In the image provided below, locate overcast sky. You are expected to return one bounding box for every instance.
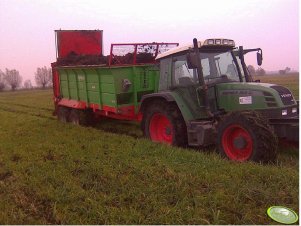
[0,0,299,83]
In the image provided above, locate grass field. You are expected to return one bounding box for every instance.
[0,75,298,224]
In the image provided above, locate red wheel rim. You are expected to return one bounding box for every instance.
[222,124,253,161]
[149,113,173,144]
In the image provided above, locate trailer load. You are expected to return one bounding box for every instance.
[52,30,299,163]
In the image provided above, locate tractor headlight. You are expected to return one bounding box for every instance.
[292,108,297,113]
[208,39,214,45]
[282,109,288,116]
[228,40,234,46]
[215,39,221,45]
[203,38,235,47]
[223,39,228,45]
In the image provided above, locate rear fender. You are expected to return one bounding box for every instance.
[140,92,195,122]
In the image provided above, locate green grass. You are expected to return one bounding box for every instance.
[0,84,298,224]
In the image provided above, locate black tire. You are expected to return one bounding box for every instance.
[69,109,80,125]
[57,106,70,123]
[141,100,187,147]
[217,111,278,163]
[69,109,94,126]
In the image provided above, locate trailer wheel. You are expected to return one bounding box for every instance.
[217,111,277,163]
[69,109,94,126]
[57,106,70,123]
[142,100,187,147]
[69,109,80,125]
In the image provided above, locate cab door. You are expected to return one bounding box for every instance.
[171,55,205,119]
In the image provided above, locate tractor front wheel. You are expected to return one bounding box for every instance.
[217,111,277,163]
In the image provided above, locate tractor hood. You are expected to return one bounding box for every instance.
[215,82,297,112]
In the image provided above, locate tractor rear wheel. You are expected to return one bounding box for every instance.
[217,111,277,163]
[57,106,70,123]
[142,101,187,147]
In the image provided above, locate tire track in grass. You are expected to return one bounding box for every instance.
[0,103,142,139]
[0,101,53,112]
[0,105,55,121]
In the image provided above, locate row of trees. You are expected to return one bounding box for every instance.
[248,65,293,76]
[0,66,52,91]
[247,65,266,76]
[279,67,291,75]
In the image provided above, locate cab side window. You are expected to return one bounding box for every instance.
[159,58,172,91]
[172,55,197,86]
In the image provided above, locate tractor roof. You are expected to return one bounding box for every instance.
[156,38,235,60]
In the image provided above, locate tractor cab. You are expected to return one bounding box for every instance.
[156,38,262,88]
[155,38,253,118]
[155,38,298,143]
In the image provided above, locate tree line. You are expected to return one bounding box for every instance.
[247,65,293,76]
[0,66,52,91]
[247,65,266,76]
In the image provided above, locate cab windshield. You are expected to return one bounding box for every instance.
[172,50,245,87]
[200,50,246,83]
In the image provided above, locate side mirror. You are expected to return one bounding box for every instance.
[186,52,198,69]
[257,52,263,66]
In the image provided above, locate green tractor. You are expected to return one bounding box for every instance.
[53,31,298,163]
[140,38,298,162]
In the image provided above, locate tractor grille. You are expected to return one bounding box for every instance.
[263,91,277,107]
[271,86,295,106]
